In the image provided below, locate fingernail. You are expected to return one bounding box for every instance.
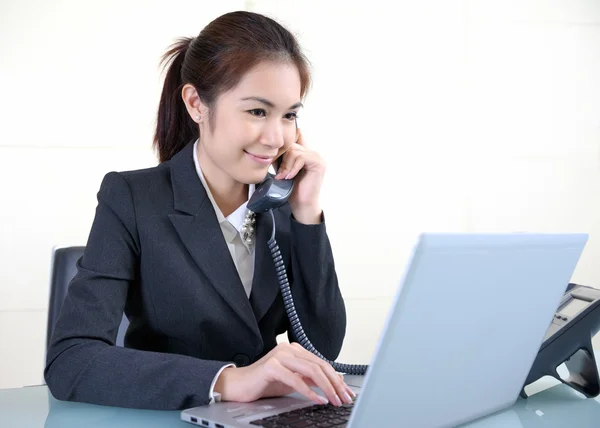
[335,394,343,406]
[285,173,292,180]
[317,396,328,405]
[343,392,353,403]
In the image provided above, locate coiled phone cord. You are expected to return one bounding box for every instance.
[267,209,369,376]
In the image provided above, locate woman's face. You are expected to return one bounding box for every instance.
[195,60,302,185]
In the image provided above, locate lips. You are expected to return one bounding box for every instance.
[244,150,274,160]
[244,150,275,165]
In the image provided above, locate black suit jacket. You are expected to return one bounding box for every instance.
[44,142,346,410]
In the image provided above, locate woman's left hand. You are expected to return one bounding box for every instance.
[274,128,325,224]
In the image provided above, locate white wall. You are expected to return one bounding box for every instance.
[251,0,600,364]
[0,0,247,388]
[2,0,600,388]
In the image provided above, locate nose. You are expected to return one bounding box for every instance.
[259,120,285,149]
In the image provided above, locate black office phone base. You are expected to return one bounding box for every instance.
[520,340,600,399]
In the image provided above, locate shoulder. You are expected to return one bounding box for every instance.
[97,162,173,208]
[101,162,171,191]
[98,142,195,203]
[117,162,170,190]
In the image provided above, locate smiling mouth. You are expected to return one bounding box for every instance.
[244,150,274,164]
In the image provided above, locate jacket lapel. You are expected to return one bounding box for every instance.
[249,210,283,323]
[167,142,260,339]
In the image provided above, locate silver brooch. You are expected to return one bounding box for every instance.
[241,209,256,246]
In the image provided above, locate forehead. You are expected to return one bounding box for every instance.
[226,60,302,106]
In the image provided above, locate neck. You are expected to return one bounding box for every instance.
[197,142,247,217]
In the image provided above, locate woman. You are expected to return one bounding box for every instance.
[44,10,353,411]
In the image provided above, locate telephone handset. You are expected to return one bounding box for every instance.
[247,136,368,376]
[247,156,294,213]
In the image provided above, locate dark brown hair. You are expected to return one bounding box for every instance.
[153,11,311,162]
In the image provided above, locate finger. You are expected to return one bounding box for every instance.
[304,375,355,400]
[290,343,354,404]
[279,354,342,406]
[302,376,318,388]
[267,359,329,406]
[274,149,301,179]
[273,144,296,176]
[345,383,357,399]
[273,154,290,179]
[336,372,356,398]
[282,155,305,180]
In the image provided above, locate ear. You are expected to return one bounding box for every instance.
[181,84,208,123]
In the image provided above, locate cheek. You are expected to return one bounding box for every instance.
[282,128,297,150]
[213,122,248,154]
[277,141,290,158]
[231,120,261,148]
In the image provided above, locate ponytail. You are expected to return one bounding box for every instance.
[153,37,198,163]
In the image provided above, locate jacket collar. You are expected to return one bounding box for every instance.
[167,141,280,348]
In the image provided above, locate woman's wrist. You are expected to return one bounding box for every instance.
[292,205,322,225]
[214,366,240,401]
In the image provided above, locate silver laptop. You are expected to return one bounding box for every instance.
[182,233,588,428]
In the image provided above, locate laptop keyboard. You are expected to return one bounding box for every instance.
[248,401,354,427]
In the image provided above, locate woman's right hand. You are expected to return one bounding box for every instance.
[214,342,355,406]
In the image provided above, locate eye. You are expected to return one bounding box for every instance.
[284,112,298,121]
[248,109,266,117]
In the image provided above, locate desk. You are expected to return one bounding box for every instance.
[2,376,600,427]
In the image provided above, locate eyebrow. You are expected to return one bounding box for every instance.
[240,96,303,110]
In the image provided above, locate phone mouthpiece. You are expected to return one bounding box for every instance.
[247,175,294,213]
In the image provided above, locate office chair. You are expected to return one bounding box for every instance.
[46,246,129,349]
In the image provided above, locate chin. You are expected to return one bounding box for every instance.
[238,171,268,185]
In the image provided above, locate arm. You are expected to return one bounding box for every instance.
[44,172,230,410]
[285,211,347,361]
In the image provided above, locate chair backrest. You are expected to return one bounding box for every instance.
[46,246,129,349]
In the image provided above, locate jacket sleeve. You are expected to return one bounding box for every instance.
[44,172,230,410]
[286,211,347,361]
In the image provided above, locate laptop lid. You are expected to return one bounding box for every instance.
[348,233,588,428]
